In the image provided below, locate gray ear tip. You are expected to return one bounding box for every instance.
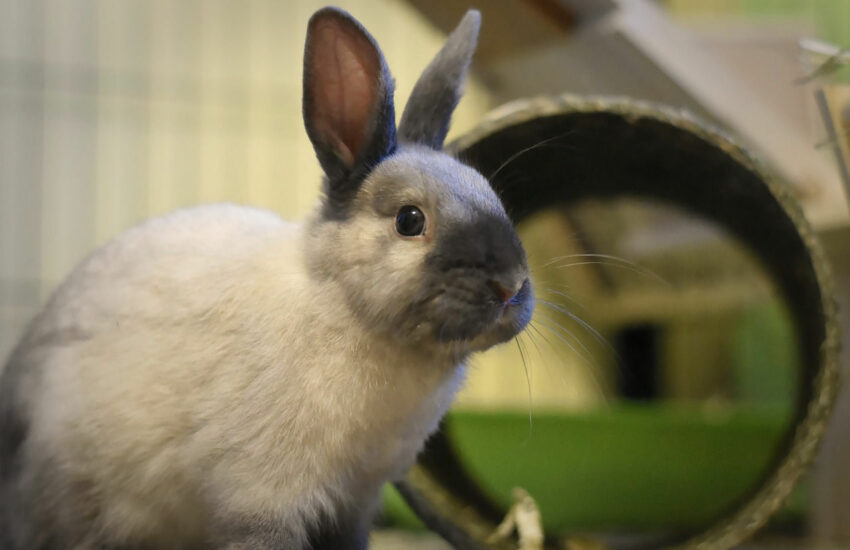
[307,6,340,28]
[459,9,482,41]
[462,9,482,28]
[309,6,354,24]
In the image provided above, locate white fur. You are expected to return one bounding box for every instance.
[21,203,466,546]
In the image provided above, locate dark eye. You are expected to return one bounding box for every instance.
[395,205,425,237]
[395,205,426,237]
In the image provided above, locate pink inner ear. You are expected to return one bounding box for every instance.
[310,19,381,168]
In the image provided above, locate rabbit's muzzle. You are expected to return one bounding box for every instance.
[420,215,534,350]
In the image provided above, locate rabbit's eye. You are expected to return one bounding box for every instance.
[395,205,426,237]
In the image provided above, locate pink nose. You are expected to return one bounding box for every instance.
[489,280,518,304]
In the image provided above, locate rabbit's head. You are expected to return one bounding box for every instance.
[302,8,533,354]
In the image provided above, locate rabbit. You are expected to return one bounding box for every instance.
[0,6,533,550]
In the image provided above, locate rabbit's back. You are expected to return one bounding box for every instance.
[1,203,309,547]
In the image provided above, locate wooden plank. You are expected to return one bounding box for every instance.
[817,85,850,207]
[811,225,850,544]
[402,0,577,64]
[613,0,849,228]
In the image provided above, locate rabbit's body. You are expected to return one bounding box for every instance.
[2,203,465,548]
[1,7,533,549]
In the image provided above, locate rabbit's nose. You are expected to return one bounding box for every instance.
[488,279,526,305]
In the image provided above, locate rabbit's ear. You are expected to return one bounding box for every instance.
[398,10,480,150]
[303,8,396,215]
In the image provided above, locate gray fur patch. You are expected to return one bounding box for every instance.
[398,10,481,149]
[209,505,369,550]
[210,519,305,549]
[420,213,532,342]
[306,506,370,550]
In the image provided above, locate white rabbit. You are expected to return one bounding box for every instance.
[0,7,533,549]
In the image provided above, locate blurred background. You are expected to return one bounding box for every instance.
[1,0,849,548]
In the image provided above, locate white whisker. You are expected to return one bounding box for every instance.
[514,336,533,437]
[532,313,594,365]
[535,299,617,359]
[544,253,670,287]
[489,132,576,183]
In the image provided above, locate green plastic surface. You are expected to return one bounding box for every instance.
[384,404,795,532]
